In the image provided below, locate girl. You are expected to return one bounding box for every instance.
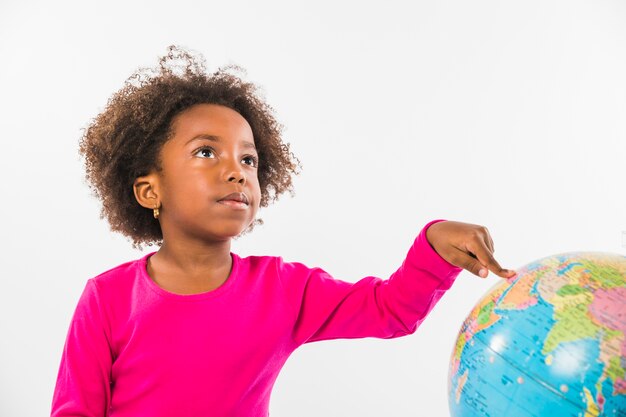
[51,45,516,417]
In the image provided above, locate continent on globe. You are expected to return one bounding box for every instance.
[448,252,626,417]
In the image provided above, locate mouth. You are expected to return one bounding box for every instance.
[217,192,250,210]
[217,200,249,210]
[218,192,249,205]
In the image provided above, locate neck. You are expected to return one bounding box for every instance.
[153,236,233,276]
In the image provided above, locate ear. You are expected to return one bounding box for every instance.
[133,171,161,210]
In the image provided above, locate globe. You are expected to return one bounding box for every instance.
[448,252,626,417]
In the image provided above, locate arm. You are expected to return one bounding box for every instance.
[278,219,463,347]
[51,279,112,417]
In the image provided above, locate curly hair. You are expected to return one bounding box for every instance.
[79,45,302,250]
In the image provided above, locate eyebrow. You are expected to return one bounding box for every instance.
[185,134,257,151]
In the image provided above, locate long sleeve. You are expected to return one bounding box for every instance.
[48,219,462,416]
[51,279,113,417]
[277,219,463,347]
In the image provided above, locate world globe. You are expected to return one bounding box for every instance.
[448,252,626,416]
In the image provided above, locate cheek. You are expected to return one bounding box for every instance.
[165,177,191,196]
[163,172,210,204]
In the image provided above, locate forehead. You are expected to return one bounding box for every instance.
[170,103,254,144]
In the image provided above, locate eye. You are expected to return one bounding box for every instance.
[194,146,215,158]
[194,146,258,168]
[243,155,259,168]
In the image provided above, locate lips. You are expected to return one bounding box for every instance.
[218,192,249,205]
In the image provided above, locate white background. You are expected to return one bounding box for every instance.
[0,0,624,416]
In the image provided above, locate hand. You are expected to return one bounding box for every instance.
[426,220,517,279]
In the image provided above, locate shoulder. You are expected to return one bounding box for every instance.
[87,252,153,294]
[234,253,282,279]
[234,253,319,285]
[243,253,317,274]
[271,255,332,289]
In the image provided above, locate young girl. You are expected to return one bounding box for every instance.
[51,45,516,417]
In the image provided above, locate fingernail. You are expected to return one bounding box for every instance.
[479,268,488,277]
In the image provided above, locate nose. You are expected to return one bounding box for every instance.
[223,158,246,185]
[227,172,245,184]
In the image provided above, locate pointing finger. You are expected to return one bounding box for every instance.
[454,247,491,278]
[466,238,515,279]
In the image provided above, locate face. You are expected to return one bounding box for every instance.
[141,103,261,243]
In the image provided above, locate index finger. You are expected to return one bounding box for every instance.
[470,239,516,279]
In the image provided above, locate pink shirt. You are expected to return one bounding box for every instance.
[51,219,462,416]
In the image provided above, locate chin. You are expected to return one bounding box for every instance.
[212,226,250,240]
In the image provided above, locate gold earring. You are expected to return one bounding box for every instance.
[153,204,160,219]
